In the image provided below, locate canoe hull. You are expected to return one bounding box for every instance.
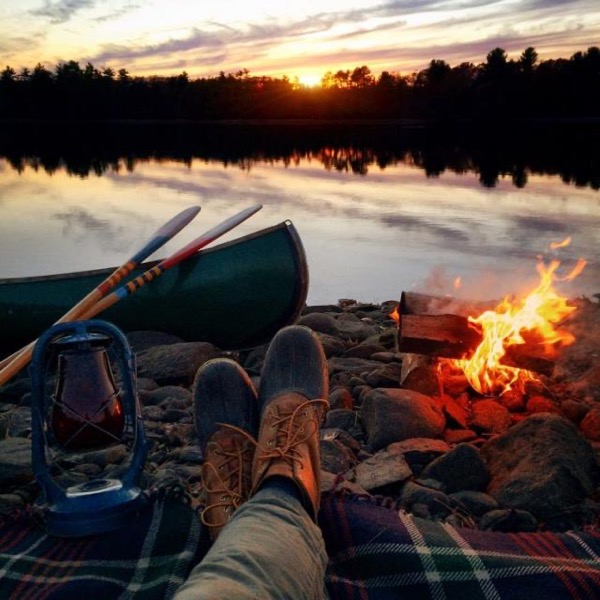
[0,221,308,353]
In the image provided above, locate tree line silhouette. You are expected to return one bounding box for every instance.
[1,46,599,121]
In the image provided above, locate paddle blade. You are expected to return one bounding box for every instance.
[161,204,263,269]
[128,205,201,265]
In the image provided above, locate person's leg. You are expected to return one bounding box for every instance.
[175,326,330,600]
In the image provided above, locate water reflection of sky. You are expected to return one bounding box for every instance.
[0,158,598,305]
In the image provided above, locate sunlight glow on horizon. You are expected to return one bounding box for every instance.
[1,0,599,81]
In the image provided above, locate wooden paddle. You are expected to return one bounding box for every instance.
[0,204,262,385]
[0,205,201,373]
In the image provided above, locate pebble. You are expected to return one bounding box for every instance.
[1,298,599,534]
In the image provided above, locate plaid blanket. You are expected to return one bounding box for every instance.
[0,494,210,600]
[319,493,600,600]
[2,492,600,599]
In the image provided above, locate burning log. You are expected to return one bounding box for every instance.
[398,313,482,359]
[400,291,496,318]
[397,306,555,377]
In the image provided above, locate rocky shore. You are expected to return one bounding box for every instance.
[1,296,599,533]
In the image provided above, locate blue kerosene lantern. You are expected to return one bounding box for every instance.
[30,320,147,537]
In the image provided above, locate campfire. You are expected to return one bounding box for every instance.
[394,239,587,400]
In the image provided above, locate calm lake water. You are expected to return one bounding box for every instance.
[1,123,599,305]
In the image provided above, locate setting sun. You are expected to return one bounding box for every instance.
[297,73,322,88]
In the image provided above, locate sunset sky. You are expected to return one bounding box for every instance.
[1,0,599,85]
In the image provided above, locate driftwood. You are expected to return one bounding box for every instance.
[397,298,555,377]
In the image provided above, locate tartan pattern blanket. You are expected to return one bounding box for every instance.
[319,493,600,600]
[2,492,600,599]
[0,494,210,600]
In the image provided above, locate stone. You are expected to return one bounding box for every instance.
[479,509,538,533]
[0,438,33,484]
[498,388,526,412]
[470,399,511,434]
[345,343,387,359]
[444,429,478,444]
[127,330,184,352]
[136,342,220,385]
[560,399,590,425]
[0,493,25,515]
[420,443,490,493]
[333,314,378,341]
[442,396,469,428]
[360,388,446,451]
[140,385,192,407]
[480,413,598,520]
[320,440,356,474]
[346,449,412,491]
[579,408,600,441]
[328,388,354,410]
[399,481,454,519]
[364,364,402,388]
[298,312,339,335]
[321,470,368,495]
[325,409,359,432]
[526,396,561,415]
[388,438,450,475]
[449,490,499,517]
[317,334,347,358]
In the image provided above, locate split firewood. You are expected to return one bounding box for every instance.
[400,291,497,318]
[397,313,555,376]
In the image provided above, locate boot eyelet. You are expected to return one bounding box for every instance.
[301,410,308,417]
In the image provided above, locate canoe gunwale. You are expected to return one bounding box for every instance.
[0,220,299,285]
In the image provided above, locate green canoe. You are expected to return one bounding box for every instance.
[0,221,308,354]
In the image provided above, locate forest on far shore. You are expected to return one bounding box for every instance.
[1,46,599,121]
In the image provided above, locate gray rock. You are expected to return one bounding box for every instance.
[0,438,33,484]
[388,438,450,474]
[360,388,446,451]
[320,440,356,474]
[345,343,387,359]
[450,490,500,517]
[140,385,192,407]
[325,409,359,432]
[365,363,402,388]
[0,379,31,406]
[420,443,490,493]
[298,312,339,336]
[5,407,32,438]
[479,509,538,532]
[346,448,412,491]
[333,313,378,341]
[0,493,25,515]
[328,387,354,410]
[400,481,454,519]
[136,342,220,385]
[317,334,347,358]
[327,357,383,376]
[127,330,184,352]
[480,414,598,520]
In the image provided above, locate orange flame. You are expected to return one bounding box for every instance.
[452,254,585,396]
[390,305,400,326]
[549,236,572,250]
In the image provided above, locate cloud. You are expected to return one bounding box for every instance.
[31,0,97,24]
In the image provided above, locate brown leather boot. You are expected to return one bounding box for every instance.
[194,359,258,541]
[252,326,329,519]
[200,427,255,539]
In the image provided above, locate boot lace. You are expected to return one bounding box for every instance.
[256,398,328,470]
[199,434,254,530]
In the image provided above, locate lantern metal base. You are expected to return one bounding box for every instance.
[39,481,146,538]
